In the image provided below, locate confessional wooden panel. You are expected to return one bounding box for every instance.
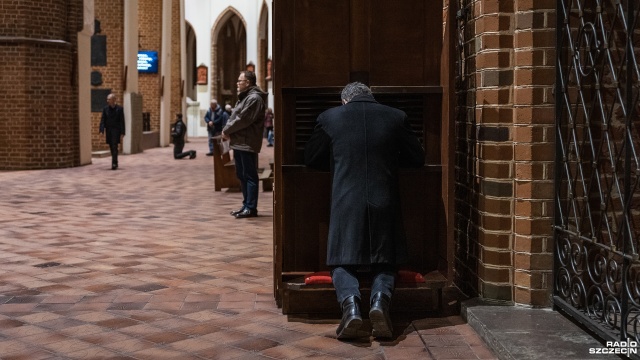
[369,0,442,85]
[291,1,351,87]
[273,0,447,315]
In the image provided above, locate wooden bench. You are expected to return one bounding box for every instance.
[282,270,447,318]
[212,136,240,191]
[259,166,273,192]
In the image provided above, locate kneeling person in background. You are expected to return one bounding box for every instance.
[171,114,196,160]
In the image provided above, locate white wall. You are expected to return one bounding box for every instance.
[185,0,272,137]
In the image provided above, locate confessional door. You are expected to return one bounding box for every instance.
[273,0,449,314]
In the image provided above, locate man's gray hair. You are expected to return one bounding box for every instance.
[341,82,372,103]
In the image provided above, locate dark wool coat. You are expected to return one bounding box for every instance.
[99,105,125,145]
[304,94,425,266]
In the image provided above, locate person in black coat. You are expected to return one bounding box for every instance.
[305,82,425,340]
[99,93,126,170]
[171,114,196,160]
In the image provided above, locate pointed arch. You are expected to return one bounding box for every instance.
[185,20,197,101]
[210,7,248,106]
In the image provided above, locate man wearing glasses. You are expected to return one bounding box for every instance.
[222,71,268,218]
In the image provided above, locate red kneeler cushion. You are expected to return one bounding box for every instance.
[397,270,425,283]
[304,271,332,284]
[303,270,425,285]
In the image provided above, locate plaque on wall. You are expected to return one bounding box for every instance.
[197,64,208,85]
[91,71,103,86]
[91,35,107,66]
[91,89,112,112]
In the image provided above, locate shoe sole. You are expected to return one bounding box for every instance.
[337,317,363,339]
[369,308,392,338]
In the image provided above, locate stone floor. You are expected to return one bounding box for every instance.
[0,138,497,359]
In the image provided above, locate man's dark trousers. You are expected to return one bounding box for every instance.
[331,265,395,304]
[173,140,192,159]
[109,143,118,166]
[234,149,259,211]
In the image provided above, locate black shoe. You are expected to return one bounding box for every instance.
[206,152,214,156]
[336,295,364,339]
[189,151,197,159]
[111,164,117,170]
[230,208,245,216]
[235,208,258,218]
[369,292,393,338]
[266,144,273,147]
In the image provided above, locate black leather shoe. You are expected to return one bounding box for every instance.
[336,295,364,339]
[206,152,213,156]
[189,151,197,159]
[369,292,393,338]
[111,164,117,170]
[235,208,258,218]
[230,208,245,216]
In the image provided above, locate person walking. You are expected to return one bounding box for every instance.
[99,93,126,170]
[222,71,267,219]
[304,82,425,340]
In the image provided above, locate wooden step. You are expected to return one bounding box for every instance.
[260,168,273,191]
[282,271,446,317]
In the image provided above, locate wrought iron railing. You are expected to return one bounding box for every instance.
[554,0,640,352]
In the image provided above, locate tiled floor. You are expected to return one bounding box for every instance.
[0,138,496,359]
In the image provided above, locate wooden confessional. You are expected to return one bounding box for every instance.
[273,0,451,317]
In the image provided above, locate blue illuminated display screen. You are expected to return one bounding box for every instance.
[137,51,158,73]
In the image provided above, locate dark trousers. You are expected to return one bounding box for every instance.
[331,265,396,305]
[173,140,192,159]
[234,149,259,210]
[108,142,119,166]
[207,130,214,153]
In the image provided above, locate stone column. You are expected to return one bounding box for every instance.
[123,0,141,154]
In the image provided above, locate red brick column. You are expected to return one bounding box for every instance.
[0,0,82,170]
[139,0,163,132]
[92,0,124,151]
[512,0,555,306]
[454,0,556,306]
[171,0,182,120]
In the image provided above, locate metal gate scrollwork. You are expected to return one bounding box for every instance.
[554,0,640,350]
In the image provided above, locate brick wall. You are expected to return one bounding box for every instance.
[92,0,124,151]
[454,0,555,306]
[512,0,555,306]
[0,0,82,170]
[139,0,163,132]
